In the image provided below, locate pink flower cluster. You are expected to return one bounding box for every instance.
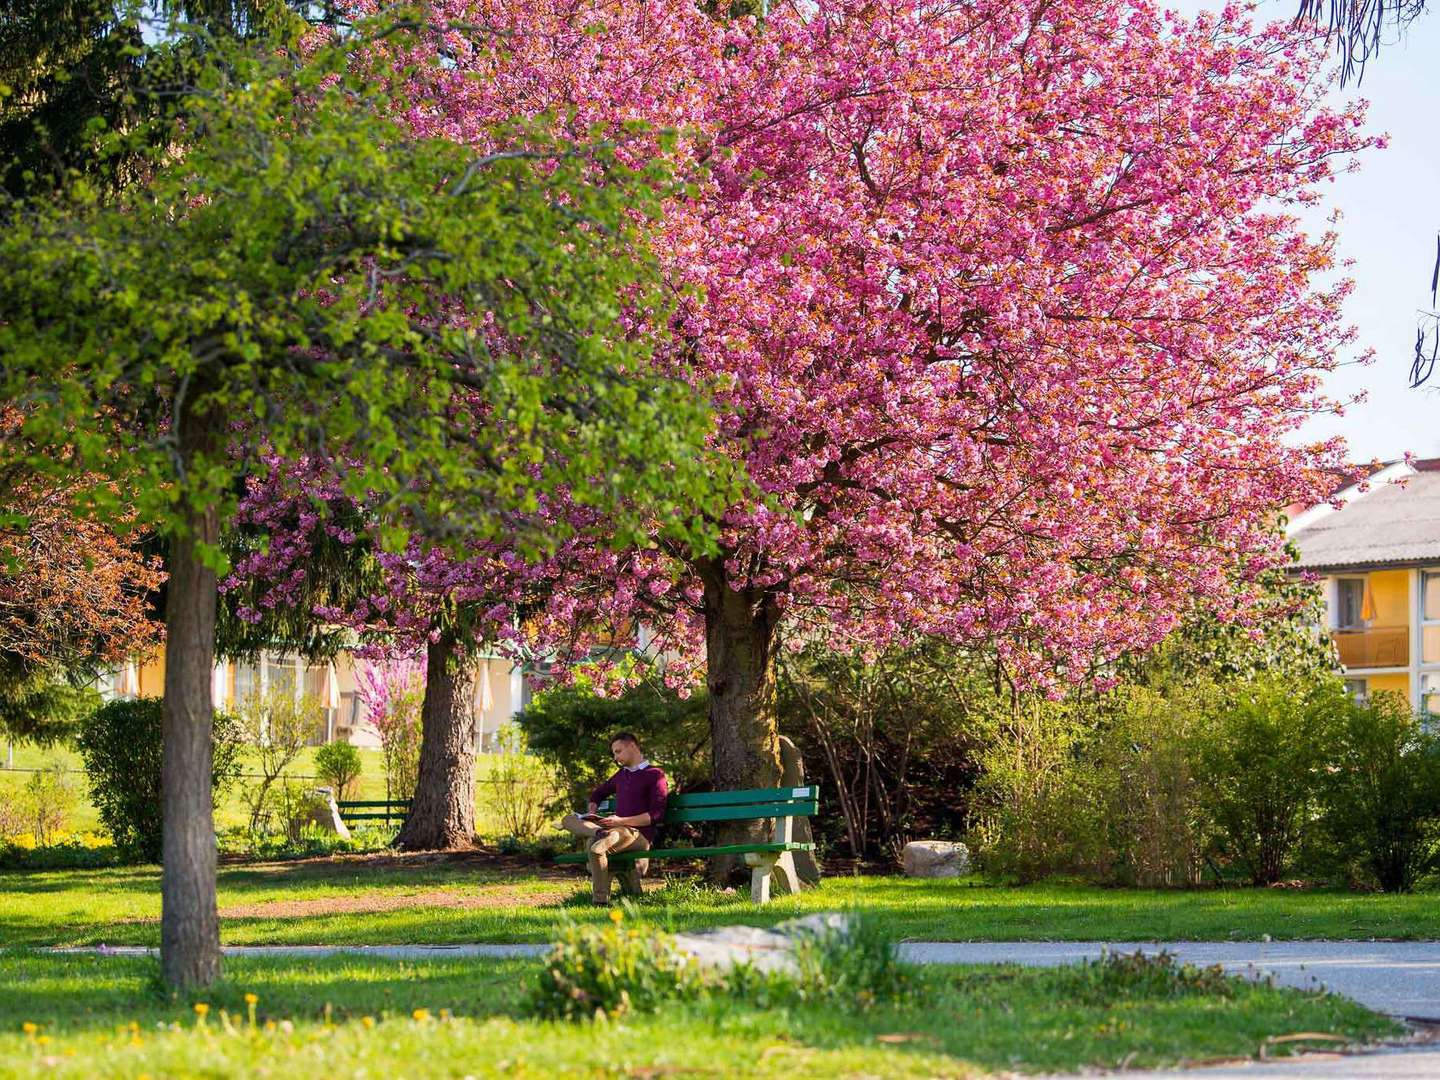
[238,0,1373,691]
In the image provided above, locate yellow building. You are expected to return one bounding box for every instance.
[1287,460,1440,711]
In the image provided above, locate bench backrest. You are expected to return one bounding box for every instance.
[336,799,411,823]
[598,785,818,823]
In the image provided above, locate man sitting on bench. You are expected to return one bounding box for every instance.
[559,731,669,904]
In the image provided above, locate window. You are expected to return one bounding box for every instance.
[1425,573,1440,665]
[1343,678,1369,703]
[233,662,259,704]
[1336,578,1366,629]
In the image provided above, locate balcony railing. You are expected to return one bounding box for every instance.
[1333,626,1410,669]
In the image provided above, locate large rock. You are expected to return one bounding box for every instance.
[902,840,969,878]
[671,912,853,975]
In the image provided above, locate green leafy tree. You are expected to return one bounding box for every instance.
[0,17,718,987]
[1319,691,1440,892]
[313,739,361,800]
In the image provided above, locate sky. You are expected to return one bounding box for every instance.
[1174,0,1440,462]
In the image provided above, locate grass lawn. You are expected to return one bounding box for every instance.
[7,858,1440,947]
[0,949,1400,1078]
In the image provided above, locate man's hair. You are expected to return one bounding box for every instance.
[610,731,642,750]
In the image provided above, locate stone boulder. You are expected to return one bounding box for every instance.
[902,840,969,878]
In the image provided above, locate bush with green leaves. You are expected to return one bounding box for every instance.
[235,688,323,838]
[485,726,562,842]
[526,911,713,1020]
[518,676,709,806]
[313,739,362,800]
[1317,691,1440,892]
[74,697,243,862]
[19,761,77,844]
[1189,676,1333,885]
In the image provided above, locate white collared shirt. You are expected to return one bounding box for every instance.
[624,759,651,772]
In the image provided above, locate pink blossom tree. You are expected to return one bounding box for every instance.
[387,0,1374,805]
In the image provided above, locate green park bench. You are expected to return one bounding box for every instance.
[336,798,411,827]
[555,785,818,903]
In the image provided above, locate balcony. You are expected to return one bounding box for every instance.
[1333,626,1410,669]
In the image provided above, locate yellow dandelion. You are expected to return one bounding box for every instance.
[244,993,258,1005]
[194,1003,209,1017]
[412,1008,431,1022]
[36,1035,51,1046]
[22,1022,37,1036]
[609,908,624,923]
[361,1016,376,1030]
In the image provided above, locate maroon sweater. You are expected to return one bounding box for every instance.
[590,765,669,843]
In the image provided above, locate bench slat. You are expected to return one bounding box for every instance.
[663,799,817,823]
[664,787,816,808]
[337,801,411,810]
[554,840,814,864]
[337,813,407,821]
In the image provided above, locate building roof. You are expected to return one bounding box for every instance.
[1290,466,1440,572]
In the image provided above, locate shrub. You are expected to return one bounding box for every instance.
[0,830,120,870]
[235,688,323,838]
[526,910,713,1020]
[485,726,561,842]
[1189,677,1330,885]
[19,761,77,845]
[1317,691,1440,893]
[313,740,362,800]
[1086,689,1209,887]
[778,642,982,864]
[518,677,709,806]
[75,697,243,862]
[970,698,1108,883]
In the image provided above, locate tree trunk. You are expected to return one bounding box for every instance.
[160,393,221,990]
[699,557,783,880]
[395,632,476,850]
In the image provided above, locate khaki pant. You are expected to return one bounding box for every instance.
[560,814,651,902]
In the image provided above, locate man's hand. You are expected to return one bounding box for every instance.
[597,815,624,828]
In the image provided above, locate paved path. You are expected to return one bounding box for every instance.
[57,940,1440,1019]
[1115,1047,1440,1079]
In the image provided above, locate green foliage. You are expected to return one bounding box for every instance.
[0,832,120,870]
[1317,691,1440,892]
[313,739,362,799]
[484,727,562,842]
[526,910,712,1020]
[0,666,100,745]
[1057,950,1234,1005]
[1190,677,1333,886]
[777,642,983,863]
[518,677,710,805]
[74,697,243,861]
[0,15,729,569]
[19,760,77,844]
[235,688,323,839]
